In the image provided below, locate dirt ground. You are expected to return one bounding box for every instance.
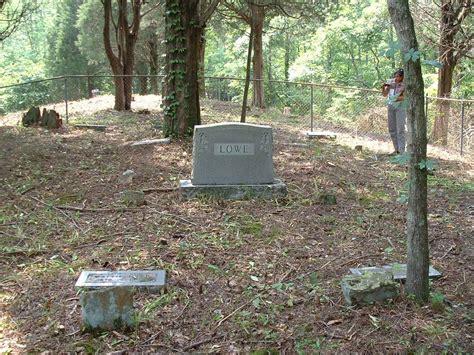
[0,101,473,353]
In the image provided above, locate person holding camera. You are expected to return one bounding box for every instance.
[382,68,406,155]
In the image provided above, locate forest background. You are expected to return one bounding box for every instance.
[0,0,472,113]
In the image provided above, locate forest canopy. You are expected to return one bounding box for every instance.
[0,0,472,98]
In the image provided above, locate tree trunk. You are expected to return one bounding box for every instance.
[198,27,206,98]
[433,1,456,145]
[284,32,290,82]
[87,75,94,99]
[163,0,201,137]
[149,34,159,95]
[241,24,254,123]
[388,0,429,302]
[113,76,126,111]
[251,4,265,108]
[136,61,148,96]
[433,64,453,145]
[102,0,141,112]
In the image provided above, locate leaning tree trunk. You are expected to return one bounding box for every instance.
[388,0,429,302]
[251,4,265,108]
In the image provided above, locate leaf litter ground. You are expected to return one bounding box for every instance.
[0,99,473,353]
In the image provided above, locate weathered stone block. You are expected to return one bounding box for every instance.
[341,272,399,306]
[120,190,145,206]
[80,287,134,331]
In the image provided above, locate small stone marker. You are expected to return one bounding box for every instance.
[74,124,107,132]
[180,122,287,199]
[76,271,166,332]
[350,264,442,281]
[341,272,399,306]
[130,138,171,146]
[305,131,337,140]
[80,287,134,331]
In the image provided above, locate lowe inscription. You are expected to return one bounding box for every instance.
[214,143,255,155]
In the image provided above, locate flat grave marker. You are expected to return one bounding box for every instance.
[350,264,441,281]
[75,270,166,291]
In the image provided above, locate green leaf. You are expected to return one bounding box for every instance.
[397,194,408,204]
[418,159,436,171]
[207,264,223,274]
[404,48,420,63]
[252,297,261,309]
[422,60,443,68]
[250,275,259,282]
[390,152,411,165]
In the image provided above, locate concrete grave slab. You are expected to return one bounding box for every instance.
[350,264,442,281]
[130,138,171,146]
[76,270,166,293]
[305,131,337,140]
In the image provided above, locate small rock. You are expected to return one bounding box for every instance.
[118,170,136,185]
[159,238,168,245]
[120,190,145,206]
[341,272,399,306]
[354,145,363,152]
[319,193,337,205]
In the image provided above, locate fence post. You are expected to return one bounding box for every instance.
[64,77,69,124]
[310,84,314,132]
[460,99,465,156]
[217,78,221,101]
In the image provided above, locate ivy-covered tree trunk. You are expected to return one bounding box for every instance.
[163,0,203,137]
[387,0,429,302]
[163,0,219,136]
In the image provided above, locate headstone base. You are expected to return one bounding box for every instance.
[80,287,134,331]
[179,179,287,200]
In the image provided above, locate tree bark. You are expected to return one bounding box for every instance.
[433,1,455,145]
[251,3,265,108]
[163,0,220,137]
[387,0,429,302]
[148,32,159,95]
[102,0,141,111]
[433,0,472,145]
[242,24,254,123]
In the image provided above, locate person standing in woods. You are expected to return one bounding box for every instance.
[382,68,406,155]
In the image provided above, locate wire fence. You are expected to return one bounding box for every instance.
[0,75,472,156]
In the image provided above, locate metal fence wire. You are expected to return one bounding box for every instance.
[0,75,472,157]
